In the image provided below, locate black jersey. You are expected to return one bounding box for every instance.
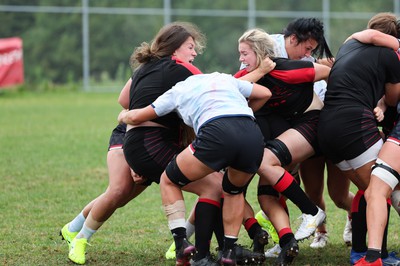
[235,58,315,118]
[129,56,202,129]
[324,39,400,110]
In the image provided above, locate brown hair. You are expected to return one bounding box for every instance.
[130,21,206,69]
[367,12,400,38]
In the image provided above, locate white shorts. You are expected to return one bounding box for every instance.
[336,139,383,171]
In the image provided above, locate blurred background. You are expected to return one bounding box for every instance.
[0,0,399,91]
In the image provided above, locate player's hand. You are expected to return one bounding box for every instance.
[131,169,147,184]
[259,57,276,74]
[373,106,384,122]
[118,109,129,124]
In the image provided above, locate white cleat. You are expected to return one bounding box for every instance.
[265,243,281,258]
[343,215,352,246]
[310,231,328,249]
[294,207,326,241]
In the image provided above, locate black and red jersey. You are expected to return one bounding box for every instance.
[129,56,202,129]
[235,57,315,118]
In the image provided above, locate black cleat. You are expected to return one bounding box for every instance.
[275,238,299,266]
[253,229,269,253]
[221,248,236,266]
[175,238,196,266]
[190,255,219,266]
[235,244,265,265]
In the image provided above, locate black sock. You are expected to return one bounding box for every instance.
[213,198,225,249]
[171,227,187,251]
[279,232,294,248]
[274,171,318,215]
[245,218,262,240]
[351,190,367,252]
[365,248,381,262]
[223,236,238,250]
[194,199,220,260]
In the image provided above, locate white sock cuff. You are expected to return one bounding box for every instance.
[168,218,186,231]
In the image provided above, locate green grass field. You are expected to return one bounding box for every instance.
[0,90,399,265]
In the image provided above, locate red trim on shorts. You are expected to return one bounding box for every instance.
[273,171,294,192]
[387,197,392,206]
[198,198,221,208]
[109,144,123,150]
[244,217,258,231]
[278,227,293,238]
[387,136,400,145]
[351,190,365,213]
[189,143,195,154]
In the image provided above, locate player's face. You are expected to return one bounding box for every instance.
[287,35,318,60]
[173,36,197,64]
[238,42,258,72]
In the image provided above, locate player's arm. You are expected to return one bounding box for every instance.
[118,105,158,125]
[374,96,387,122]
[346,29,399,51]
[247,83,272,112]
[316,57,335,68]
[384,82,400,106]
[238,57,276,82]
[118,78,132,109]
[313,63,330,82]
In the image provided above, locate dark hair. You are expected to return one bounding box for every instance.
[130,21,206,69]
[367,12,400,38]
[283,17,333,59]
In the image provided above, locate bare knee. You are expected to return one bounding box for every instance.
[105,184,135,208]
[328,190,351,210]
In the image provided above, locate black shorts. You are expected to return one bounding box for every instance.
[256,110,320,153]
[108,123,126,151]
[123,127,182,185]
[191,116,264,173]
[318,106,382,164]
[255,113,287,141]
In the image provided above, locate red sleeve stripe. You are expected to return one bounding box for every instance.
[234,69,248,78]
[269,67,315,84]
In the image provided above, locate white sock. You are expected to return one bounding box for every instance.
[185,221,195,239]
[76,224,97,241]
[68,212,86,232]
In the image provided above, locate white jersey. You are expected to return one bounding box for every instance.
[151,72,254,133]
[270,34,327,101]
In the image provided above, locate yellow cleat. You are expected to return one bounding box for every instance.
[60,223,78,248]
[165,241,176,260]
[255,210,279,244]
[69,237,88,265]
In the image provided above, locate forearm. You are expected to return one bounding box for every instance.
[248,98,268,112]
[118,78,132,109]
[118,105,158,125]
[239,57,276,82]
[238,67,266,82]
[350,29,399,51]
[316,58,335,68]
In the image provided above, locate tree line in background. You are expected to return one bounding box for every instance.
[0,0,395,89]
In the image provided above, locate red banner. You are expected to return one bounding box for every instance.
[0,37,24,88]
